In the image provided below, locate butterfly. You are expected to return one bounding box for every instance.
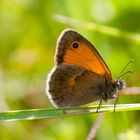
[46,29,125,110]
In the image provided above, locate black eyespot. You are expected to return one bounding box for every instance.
[72,42,79,48]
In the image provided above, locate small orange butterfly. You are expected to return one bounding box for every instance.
[46,29,125,110]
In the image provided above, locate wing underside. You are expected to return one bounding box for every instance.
[47,64,105,107]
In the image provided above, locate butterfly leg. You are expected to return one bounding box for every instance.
[96,97,103,113]
[113,96,119,112]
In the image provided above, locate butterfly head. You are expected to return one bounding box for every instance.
[113,80,126,91]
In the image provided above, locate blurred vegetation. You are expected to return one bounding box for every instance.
[0,0,140,140]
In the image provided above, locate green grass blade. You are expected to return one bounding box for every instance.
[53,14,140,44]
[0,104,140,121]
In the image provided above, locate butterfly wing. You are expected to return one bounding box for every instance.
[47,64,106,107]
[55,29,112,78]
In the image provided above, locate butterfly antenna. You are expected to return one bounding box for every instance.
[118,70,133,80]
[117,60,134,80]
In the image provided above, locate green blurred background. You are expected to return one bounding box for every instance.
[0,0,140,140]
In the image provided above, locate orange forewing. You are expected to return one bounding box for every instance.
[63,41,111,76]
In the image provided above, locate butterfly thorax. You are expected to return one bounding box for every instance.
[102,78,125,101]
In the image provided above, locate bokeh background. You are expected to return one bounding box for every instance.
[0,0,140,140]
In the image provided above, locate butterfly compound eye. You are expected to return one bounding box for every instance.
[72,42,79,48]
